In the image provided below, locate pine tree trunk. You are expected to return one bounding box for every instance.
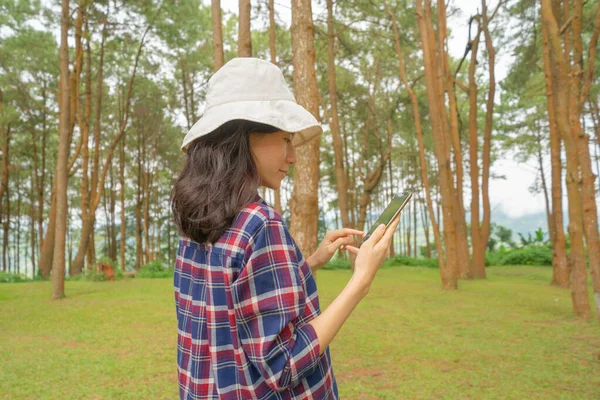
[436,0,471,279]
[541,16,569,287]
[416,0,458,289]
[571,0,600,320]
[268,0,282,214]
[479,0,498,280]
[29,170,37,277]
[52,0,71,299]
[541,0,590,317]
[238,0,252,57]
[136,124,143,269]
[387,157,395,257]
[71,18,93,277]
[326,0,350,231]
[211,0,224,71]
[385,0,444,270]
[289,0,321,259]
[2,177,9,272]
[468,20,484,278]
[37,84,49,254]
[39,182,56,278]
[120,132,126,271]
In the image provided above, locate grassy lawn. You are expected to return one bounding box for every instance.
[1,266,599,399]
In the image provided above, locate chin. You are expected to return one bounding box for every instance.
[261,182,279,191]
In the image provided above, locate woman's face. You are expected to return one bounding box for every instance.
[249,130,296,190]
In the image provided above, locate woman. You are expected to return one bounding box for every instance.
[171,58,399,400]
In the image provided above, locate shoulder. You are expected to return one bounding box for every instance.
[219,196,291,256]
[233,196,285,235]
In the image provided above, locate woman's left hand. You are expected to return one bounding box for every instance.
[307,228,365,271]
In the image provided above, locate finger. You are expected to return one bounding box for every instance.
[345,245,359,255]
[332,236,351,249]
[328,228,365,239]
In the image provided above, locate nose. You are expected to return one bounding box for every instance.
[286,142,296,165]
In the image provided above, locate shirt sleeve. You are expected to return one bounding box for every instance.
[231,219,321,392]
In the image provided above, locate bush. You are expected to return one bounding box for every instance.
[67,270,107,282]
[0,271,32,283]
[138,260,173,278]
[383,255,439,268]
[322,258,351,270]
[496,246,553,266]
[321,255,439,270]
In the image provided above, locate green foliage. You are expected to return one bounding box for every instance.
[322,257,351,270]
[518,227,548,246]
[486,245,553,266]
[322,255,439,270]
[487,223,516,251]
[137,260,173,278]
[0,271,32,283]
[67,270,107,282]
[383,255,439,268]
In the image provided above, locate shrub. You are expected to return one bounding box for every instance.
[138,260,173,278]
[322,258,351,270]
[67,270,107,282]
[0,271,32,283]
[383,255,439,268]
[496,246,553,266]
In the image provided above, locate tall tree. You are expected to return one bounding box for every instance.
[289,0,321,258]
[326,0,350,231]
[269,0,283,215]
[212,0,224,70]
[540,0,590,318]
[52,0,71,299]
[416,0,459,289]
[384,0,445,274]
[238,0,252,57]
[539,0,569,288]
[70,14,151,276]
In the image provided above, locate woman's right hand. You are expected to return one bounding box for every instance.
[347,214,401,295]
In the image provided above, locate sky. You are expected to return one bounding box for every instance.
[212,0,549,219]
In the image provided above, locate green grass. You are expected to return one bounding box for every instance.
[1,267,598,399]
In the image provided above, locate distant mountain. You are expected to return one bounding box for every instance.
[489,209,552,238]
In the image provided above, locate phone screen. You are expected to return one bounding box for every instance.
[360,191,413,245]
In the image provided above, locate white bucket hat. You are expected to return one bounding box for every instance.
[181,57,322,152]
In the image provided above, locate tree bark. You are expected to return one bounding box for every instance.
[71,14,93,277]
[238,0,252,57]
[52,0,71,299]
[436,0,471,280]
[289,0,321,259]
[385,0,445,270]
[120,130,126,271]
[326,0,350,231]
[541,8,569,288]
[268,0,282,215]
[71,15,149,275]
[571,0,600,320]
[211,0,224,71]
[541,0,590,317]
[467,17,484,279]
[416,0,458,289]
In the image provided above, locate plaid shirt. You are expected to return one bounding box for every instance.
[174,196,339,399]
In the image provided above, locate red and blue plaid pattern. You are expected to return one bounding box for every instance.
[174,196,339,399]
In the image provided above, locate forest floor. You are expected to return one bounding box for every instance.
[1,266,598,399]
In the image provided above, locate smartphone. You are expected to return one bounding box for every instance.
[360,191,413,246]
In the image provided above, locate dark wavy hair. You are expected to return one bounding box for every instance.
[171,119,280,244]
